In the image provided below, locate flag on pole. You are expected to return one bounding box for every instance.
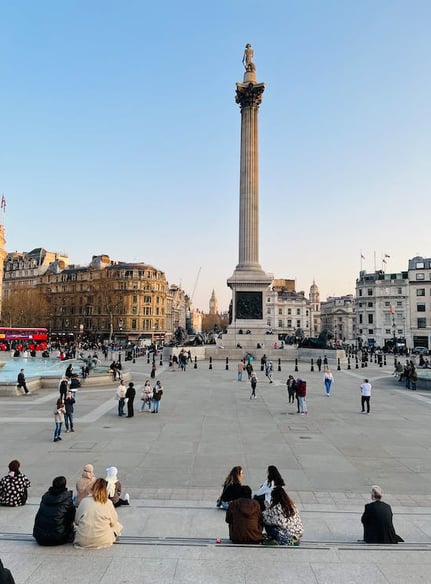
[361,254,365,260]
[0,194,5,211]
[384,254,390,258]
[382,259,387,264]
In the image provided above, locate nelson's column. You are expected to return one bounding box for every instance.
[226,44,272,347]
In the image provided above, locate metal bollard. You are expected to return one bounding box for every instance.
[294,358,298,372]
[169,356,173,367]
[209,356,213,370]
[310,358,314,372]
[384,354,387,366]
[347,357,351,370]
[194,356,197,369]
[225,357,229,370]
[278,358,281,372]
[147,354,150,364]
[160,354,163,366]
[337,358,341,371]
[355,356,359,369]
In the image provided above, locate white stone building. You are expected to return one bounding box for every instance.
[320,295,355,343]
[408,256,431,350]
[355,270,411,349]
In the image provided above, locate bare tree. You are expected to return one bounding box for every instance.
[1,288,50,327]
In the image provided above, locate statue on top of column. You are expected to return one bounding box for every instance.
[242,43,255,72]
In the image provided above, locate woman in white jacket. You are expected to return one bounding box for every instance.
[254,465,285,510]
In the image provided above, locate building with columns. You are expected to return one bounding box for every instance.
[320,295,355,343]
[408,256,431,350]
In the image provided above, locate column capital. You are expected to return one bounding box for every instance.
[235,82,265,110]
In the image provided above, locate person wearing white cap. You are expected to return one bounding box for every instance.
[105,466,130,507]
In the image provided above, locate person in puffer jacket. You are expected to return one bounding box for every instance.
[33,476,76,545]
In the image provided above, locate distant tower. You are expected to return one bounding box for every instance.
[209,290,219,315]
[309,280,321,336]
[226,44,272,339]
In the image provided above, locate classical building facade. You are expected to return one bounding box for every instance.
[355,270,410,349]
[320,295,355,343]
[408,256,431,349]
[265,280,311,338]
[3,248,69,300]
[2,250,189,344]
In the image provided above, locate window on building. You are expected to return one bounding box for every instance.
[132,306,137,315]
[367,302,373,307]
[278,319,283,328]
[416,289,425,296]
[144,295,151,303]
[267,319,271,326]
[416,273,425,280]
[417,304,426,312]
[397,288,402,294]
[384,301,390,307]
[296,309,300,315]
[359,314,363,324]
[368,314,373,324]
[367,289,373,296]
[132,295,137,303]
[278,308,282,315]
[131,319,137,330]
[288,309,291,315]
[267,308,271,315]
[145,307,152,315]
[396,301,402,307]
[417,318,426,328]
[359,289,363,296]
[368,329,373,334]
[416,262,424,269]
[287,320,292,327]
[385,329,391,334]
[267,297,271,303]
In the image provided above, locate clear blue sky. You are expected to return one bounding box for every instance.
[1,0,430,312]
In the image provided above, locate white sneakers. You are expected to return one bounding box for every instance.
[124,493,130,503]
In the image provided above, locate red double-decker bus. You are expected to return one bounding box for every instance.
[0,327,48,351]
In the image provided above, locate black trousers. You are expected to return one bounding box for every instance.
[361,396,370,413]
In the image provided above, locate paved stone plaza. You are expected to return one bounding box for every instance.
[1,351,431,583]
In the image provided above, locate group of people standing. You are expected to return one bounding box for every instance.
[115,379,163,417]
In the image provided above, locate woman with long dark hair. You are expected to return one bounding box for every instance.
[262,487,303,545]
[254,465,285,509]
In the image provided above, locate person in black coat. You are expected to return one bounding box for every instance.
[33,476,75,546]
[125,382,136,418]
[361,485,403,543]
[0,559,16,584]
